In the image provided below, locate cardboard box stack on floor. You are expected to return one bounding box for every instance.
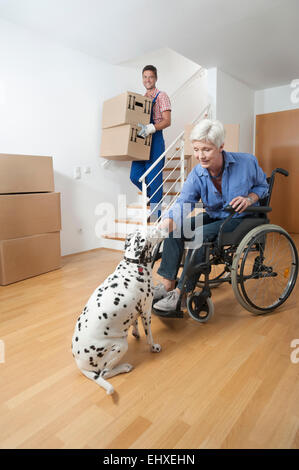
[100,91,153,161]
[0,154,61,285]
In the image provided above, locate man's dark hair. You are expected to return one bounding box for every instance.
[142,65,157,78]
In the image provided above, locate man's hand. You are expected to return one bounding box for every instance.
[229,196,253,213]
[137,123,156,138]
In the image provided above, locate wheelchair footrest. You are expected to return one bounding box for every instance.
[152,306,184,318]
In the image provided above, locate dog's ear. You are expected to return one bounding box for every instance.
[133,230,148,258]
[133,233,143,257]
[124,232,134,251]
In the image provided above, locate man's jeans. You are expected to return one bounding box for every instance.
[157,212,243,292]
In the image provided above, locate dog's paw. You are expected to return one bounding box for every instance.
[151,343,161,353]
[121,363,134,373]
[101,368,110,378]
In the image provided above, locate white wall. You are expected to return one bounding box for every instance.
[0,18,143,256]
[166,70,209,148]
[255,83,299,115]
[0,20,209,256]
[207,67,217,119]
[215,69,255,153]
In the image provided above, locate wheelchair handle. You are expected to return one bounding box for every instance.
[274,168,288,177]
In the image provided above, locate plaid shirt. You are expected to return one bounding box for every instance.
[145,88,171,124]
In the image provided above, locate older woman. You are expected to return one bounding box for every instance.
[153,119,269,314]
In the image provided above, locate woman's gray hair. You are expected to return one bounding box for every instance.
[189,119,225,149]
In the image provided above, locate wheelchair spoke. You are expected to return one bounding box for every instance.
[239,230,297,311]
[231,225,298,314]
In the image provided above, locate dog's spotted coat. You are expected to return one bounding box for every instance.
[72,229,163,395]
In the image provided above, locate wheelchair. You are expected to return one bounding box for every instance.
[152,168,298,322]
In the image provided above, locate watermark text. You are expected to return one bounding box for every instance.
[290,339,299,364]
[290,79,299,104]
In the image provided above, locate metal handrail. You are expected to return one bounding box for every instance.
[139,131,184,183]
[139,103,211,184]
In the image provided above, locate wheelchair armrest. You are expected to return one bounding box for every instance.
[224,205,272,214]
[217,205,271,250]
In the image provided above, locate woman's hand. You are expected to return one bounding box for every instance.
[229,196,252,213]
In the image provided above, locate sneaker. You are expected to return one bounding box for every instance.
[154,289,180,312]
[153,282,169,301]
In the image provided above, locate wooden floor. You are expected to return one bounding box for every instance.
[1,238,299,449]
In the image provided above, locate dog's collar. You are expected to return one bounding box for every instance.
[124,256,152,265]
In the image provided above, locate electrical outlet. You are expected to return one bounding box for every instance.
[74,167,81,179]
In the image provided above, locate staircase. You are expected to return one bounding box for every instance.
[102,162,184,248]
[101,103,211,251]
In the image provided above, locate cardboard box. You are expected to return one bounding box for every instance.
[0,192,61,240]
[0,232,61,286]
[100,124,152,161]
[102,91,152,129]
[0,154,54,194]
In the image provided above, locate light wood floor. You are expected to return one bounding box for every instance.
[1,238,299,449]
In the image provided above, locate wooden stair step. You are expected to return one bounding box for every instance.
[127,203,168,210]
[164,165,186,171]
[163,168,181,172]
[138,191,179,196]
[102,233,126,241]
[115,218,154,226]
[163,178,181,183]
[127,203,143,209]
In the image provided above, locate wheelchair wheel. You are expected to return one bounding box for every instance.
[187,292,214,323]
[231,224,298,315]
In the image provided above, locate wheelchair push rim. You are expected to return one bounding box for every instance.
[231,224,298,315]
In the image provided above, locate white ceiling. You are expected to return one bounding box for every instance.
[0,0,298,90]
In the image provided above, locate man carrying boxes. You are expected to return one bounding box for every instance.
[100,65,171,220]
[130,65,171,219]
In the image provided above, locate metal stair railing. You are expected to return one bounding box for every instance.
[139,103,211,227]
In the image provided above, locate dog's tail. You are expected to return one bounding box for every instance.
[94,373,114,395]
[76,362,114,394]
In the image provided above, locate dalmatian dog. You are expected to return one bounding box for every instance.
[72,226,167,395]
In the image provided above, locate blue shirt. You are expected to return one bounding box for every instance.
[163,151,269,227]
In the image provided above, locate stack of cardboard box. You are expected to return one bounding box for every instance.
[100,91,153,161]
[0,154,61,285]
